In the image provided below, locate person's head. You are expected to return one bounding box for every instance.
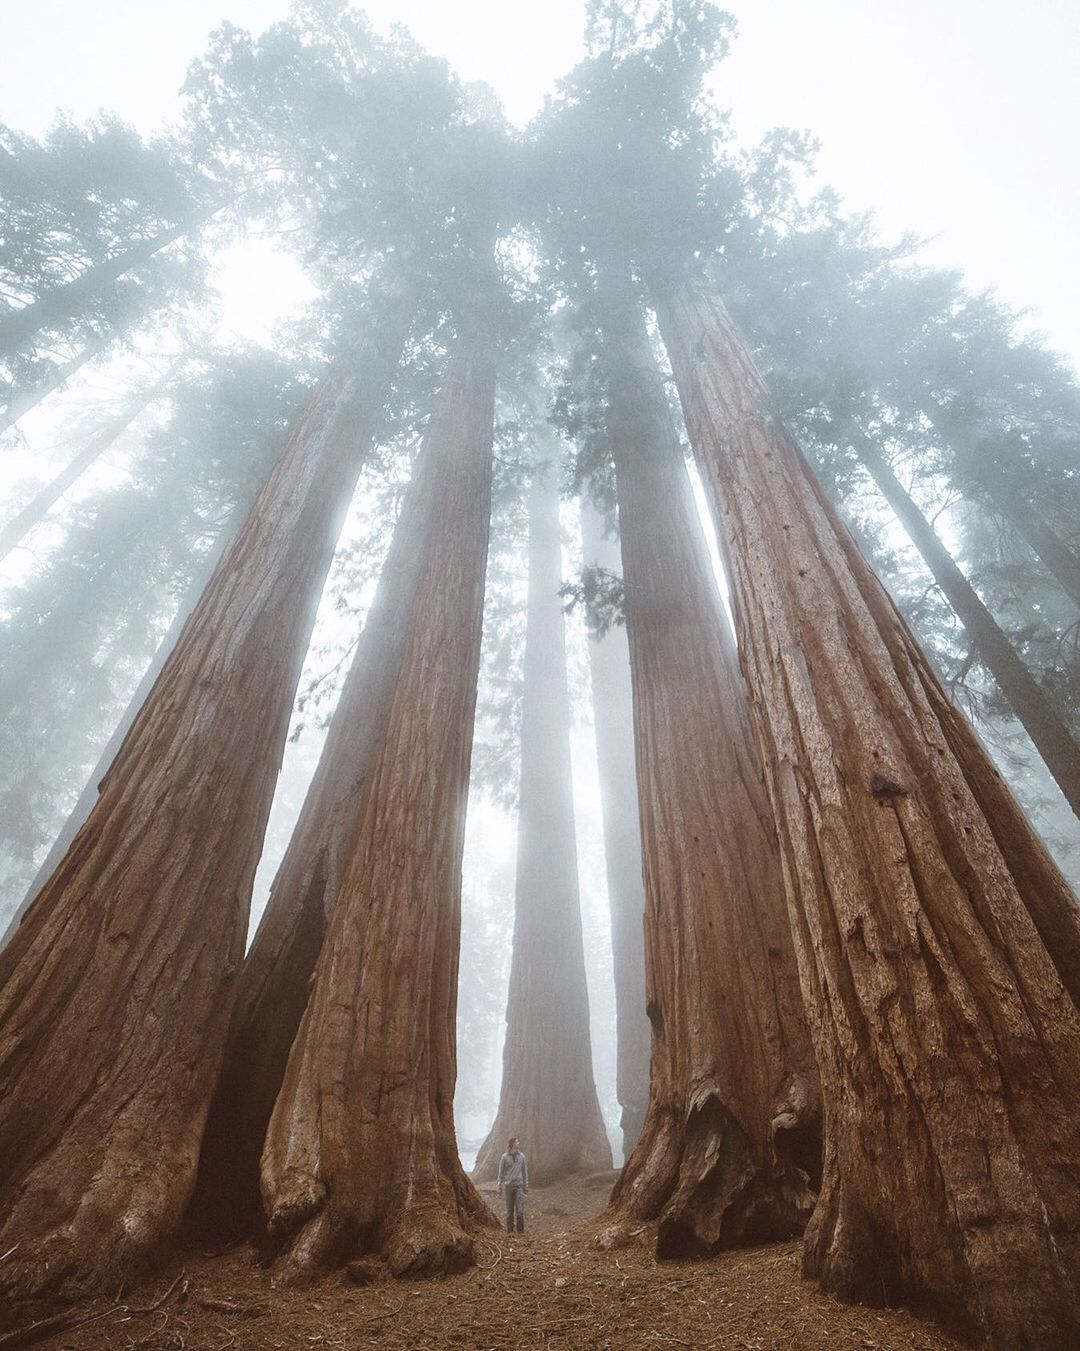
[507,1136,518,1152]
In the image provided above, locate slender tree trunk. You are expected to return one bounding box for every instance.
[0,213,206,359]
[655,272,1080,1346]
[849,425,1080,821]
[0,363,181,561]
[259,312,497,1284]
[0,282,413,1303]
[473,461,612,1187]
[3,506,240,949]
[0,337,107,434]
[995,490,1080,613]
[602,282,819,1257]
[579,497,650,1162]
[191,354,463,1244]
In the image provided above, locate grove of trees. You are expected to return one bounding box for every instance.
[1,2,1078,1346]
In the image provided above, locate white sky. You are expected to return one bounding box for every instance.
[2,0,1078,369]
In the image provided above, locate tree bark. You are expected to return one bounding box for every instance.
[191,345,462,1244]
[602,283,819,1258]
[259,313,497,1283]
[472,461,612,1187]
[2,504,241,950]
[849,425,1080,823]
[0,363,181,562]
[0,213,205,360]
[655,272,1080,1346]
[0,337,107,434]
[0,284,413,1303]
[579,497,650,1161]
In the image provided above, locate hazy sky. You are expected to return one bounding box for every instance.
[3,0,1078,370]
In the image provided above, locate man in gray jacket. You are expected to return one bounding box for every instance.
[497,1136,529,1234]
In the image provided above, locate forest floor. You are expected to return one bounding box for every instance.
[13,1174,963,1351]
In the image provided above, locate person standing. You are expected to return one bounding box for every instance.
[498,1135,529,1234]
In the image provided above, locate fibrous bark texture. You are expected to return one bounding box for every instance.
[656,273,1080,1347]
[473,463,612,1186]
[2,506,241,951]
[259,317,497,1283]
[850,424,1080,823]
[192,328,462,1244]
[579,498,650,1161]
[0,289,411,1302]
[603,286,819,1258]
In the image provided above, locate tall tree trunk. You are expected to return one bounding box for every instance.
[3,505,240,949]
[191,352,463,1244]
[602,282,819,1258]
[655,272,1080,1346]
[473,461,612,1187]
[0,337,107,434]
[848,425,1080,821]
[0,362,181,562]
[0,213,207,359]
[579,497,650,1162]
[994,490,1080,613]
[259,312,497,1284]
[0,283,413,1303]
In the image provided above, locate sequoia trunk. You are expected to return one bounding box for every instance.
[192,340,464,1242]
[656,272,1080,1346]
[4,504,242,948]
[0,284,412,1302]
[259,313,497,1283]
[603,283,819,1257]
[473,461,612,1186]
[579,497,650,1161]
[850,424,1080,821]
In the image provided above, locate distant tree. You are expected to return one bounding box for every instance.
[473,452,612,1187]
[579,497,650,1160]
[0,119,209,418]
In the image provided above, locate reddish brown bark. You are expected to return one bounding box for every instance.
[656,272,1080,1346]
[192,327,467,1244]
[259,316,497,1282]
[473,462,612,1187]
[0,287,412,1302]
[579,497,650,1161]
[602,286,819,1257]
[3,505,241,950]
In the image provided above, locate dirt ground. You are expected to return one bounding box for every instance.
[8,1175,963,1350]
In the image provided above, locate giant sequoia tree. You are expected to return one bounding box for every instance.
[0,280,411,1298]
[584,277,819,1255]
[473,457,612,1186]
[654,270,1080,1345]
[259,295,498,1281]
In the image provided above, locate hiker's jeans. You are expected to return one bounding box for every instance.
[504,1184,525,1233]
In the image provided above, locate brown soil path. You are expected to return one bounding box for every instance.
[9,1176,961,1350]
